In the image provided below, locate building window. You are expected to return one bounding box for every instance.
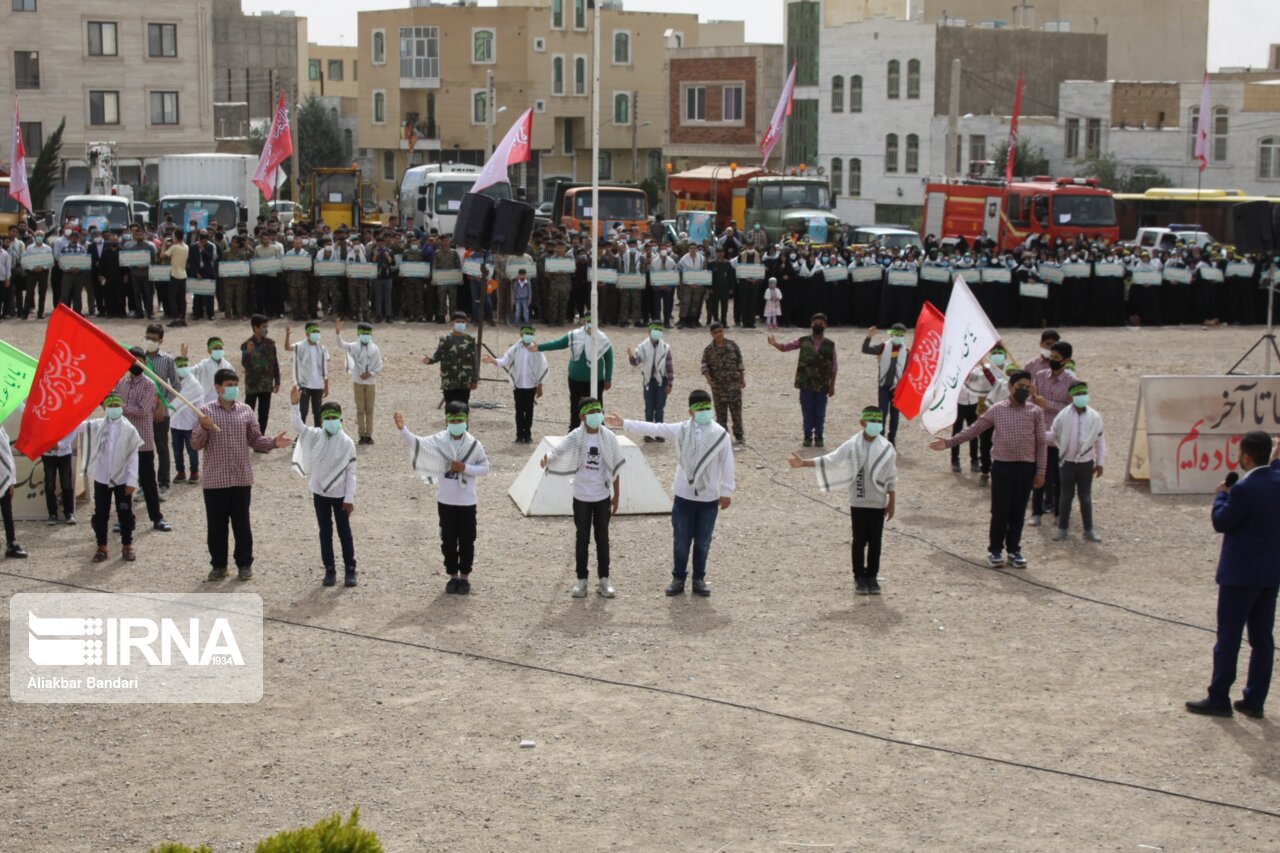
[968,134,987,163]
[1259,137,1280,180]
[906,59,921,99]
[562,117,575,154]
[308,59,321,81]
[473,29,495,64]
[905,134,919,173]
[353,60,358,81]
[383,151,395,181]
[831,76,844,113]
[1213,106,1228,162]
[534,38,546,52]
[887,60,900,99]
[613,92,630,125]
[573,0,586,30]
[614,31,631,65]
[1065,118,1080,159]
[1086,118,1102,157]
[648,150,662,179]
[19,121,41,158]
[87,21,118,57]
[472,89,487,125]
[885,133,898,173]
[830,158,842,198]
[684,86,706,122]
[89,90,120,125]
[672,31,684,48]
[326,60,342,81]
[12,0,36,10]
[343,129,353,160]
[574,55,587,96]
[149,91,179,125]
[598,151,612,180]
[373,91,386,123]
[372,30,385,65]
[849,75,862,112]
[399,26,440,81]
[723,85,744,122]
[425,93,437,137]
[551,0,564,29]
[147,23,177,58]
[13,50,39,89]
[848,158,861,197]
[552,55,565,96]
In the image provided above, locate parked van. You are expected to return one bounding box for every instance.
[399,164,511,235]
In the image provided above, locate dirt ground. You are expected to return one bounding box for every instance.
[1,313,1278,852]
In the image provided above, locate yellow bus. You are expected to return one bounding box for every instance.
[1114,187,1280,244]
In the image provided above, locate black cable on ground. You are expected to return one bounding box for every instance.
[1,567,1275,821]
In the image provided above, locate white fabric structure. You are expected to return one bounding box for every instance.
[509,435,671,516]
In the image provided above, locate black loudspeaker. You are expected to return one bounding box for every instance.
[453,193,496,250]
[489,199,536,255]
[1231,201,1276,254]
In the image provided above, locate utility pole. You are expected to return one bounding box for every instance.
[630,89,639,182]
[589,0,601,397]
[484,69,495,157]
[946,58,961,179]
[290,80,300,204]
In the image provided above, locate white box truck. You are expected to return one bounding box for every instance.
[157,153,260,232]
[398,164,511,235]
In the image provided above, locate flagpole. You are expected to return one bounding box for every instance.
[132,358,221,431]
[589,0,601,399]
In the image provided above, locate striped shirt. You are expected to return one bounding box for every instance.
[114,373,158,452]
[946,398,1048,477]
[189,400,280,489]
[1034,367,1078,421]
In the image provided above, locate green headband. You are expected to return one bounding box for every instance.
[357,324,373,332]
[305,324,320,333]
[208,339,224,349]
[689,401,713,412]
[445,413,468,422]
[1069,383,1089,395]
[320,405,343,417]
[103,395,124,407]
[861,409,884,422]
[520,326,535,334]
[174,358,189,366]
[579,402,603,415]
[649,322,663,330]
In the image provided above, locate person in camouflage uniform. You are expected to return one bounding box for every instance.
[768,314,837,447]
[344,237,370,323]
[422,309,478,405]
[221,235,255,320]
[283,235,314,320]
[400,236,431,322]
[239,313,282,433]
[544,242,573,326]
[699,321,746,443]
[433,235,461,322]
[315,237,345,318]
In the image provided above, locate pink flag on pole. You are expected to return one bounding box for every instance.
[252,91,293,201]
[472,109,533,195]
[760,62,797,168]
[1194,72,1211,172]
[1005,72,1023,184]
[8,96,32,212]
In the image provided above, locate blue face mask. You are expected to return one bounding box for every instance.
[1072,394,1090,408]
[864,422,884,437]
[308,332,321,344]
[650,329,663,342]
[211,349,225,361]
[693,409,713,426]
[447,421,468,437]
[453,323,467,333]
[990,353,1006,368]
[358,334,372,345]
[221,386,239,402]
[522,334,535,345]
[323,419,343,435]
[177,366,191,378]
[584,412,604,429]
[104,406,123,420]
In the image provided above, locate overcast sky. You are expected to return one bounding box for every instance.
[245,0,1277,72]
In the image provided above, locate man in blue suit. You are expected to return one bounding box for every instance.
[1187,431,1280,718]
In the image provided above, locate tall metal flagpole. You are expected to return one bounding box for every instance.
[589,0,601,398]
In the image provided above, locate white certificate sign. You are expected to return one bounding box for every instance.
[1039,267,1065,284]
[1063,263,1092,278]
[57,254,91,271]
[148,265,171,282]
[218,261,251,278]
[1095,263,1125,278]
[346,262,377,279]
[400,261,431,278]
[1227,263,1255,279]
[981,267,1011,283]
[958,268,981,284]
[505,260,534,280]
[1199,267,1224,283]
[920,266,951,283]
[735,263,766,280]
[22,247,53,270]
[1019,282,1049,299]
[1163,267,1193,284]
[545,257,576,274]
[1131,270,1162,286]
[851,266,883,283]
[119,250,151,268]
[618,273,646,290]
[682,270,712,286]
[250,257,282,275]
[282,255,313,272]
[433,269,463,286]
[463,259,485,277]
[187,279,217,296]
[822,265,848,281]
[314,260,346,277]
[650,270,678,287]
[887,270,917,287]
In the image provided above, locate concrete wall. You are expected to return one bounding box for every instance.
[697,21,747,48]
[212,0,302,121]
[307,44,360,100]
[665,44,784,165]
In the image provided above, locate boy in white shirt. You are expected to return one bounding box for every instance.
[290,387,359,586]
[169,355,206,483]
[1049,380,1105,543]
[541,398,622,598]
[184,337,231,406]
[481,325,548,444]
[285,321,331,426]
[789,405,898,595]
[80,393,143,563]
[334,319,383,444]
[397,402,490,595]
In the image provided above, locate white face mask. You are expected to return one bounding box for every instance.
[143,339,160,354]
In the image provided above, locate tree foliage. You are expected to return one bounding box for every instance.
[296,95,345,183]
[1074,153,1173,194]
[27,117,65,213]
[993,138,1051,181]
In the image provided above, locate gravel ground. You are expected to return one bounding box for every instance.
[1,314,1277,852]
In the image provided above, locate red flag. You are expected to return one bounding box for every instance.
[8,96,32,212]
[15,305,135,459]
[252,91,293,202]
[1005,72,1023,184]
[892,301,945,421]
[760,62,797,168]
[472,108,534,194]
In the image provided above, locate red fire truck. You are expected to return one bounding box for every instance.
[922,176,1120,251]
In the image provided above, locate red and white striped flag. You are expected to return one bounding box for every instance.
[472,108,533,194]
[1005,72,1023,184]
[8,96,32,212]
[1194,72,1211,172]
[252,91,293,201]
[760,62,797,168]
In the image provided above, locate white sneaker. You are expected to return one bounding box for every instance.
[571,578,589,598]
[1083,529,1103,543]
[158,485,169,501]
[598,577,615,598]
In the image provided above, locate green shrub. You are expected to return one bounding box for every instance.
[254,807,383,853]
[150,845,212,853]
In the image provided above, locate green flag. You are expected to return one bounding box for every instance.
[0,339,38,424]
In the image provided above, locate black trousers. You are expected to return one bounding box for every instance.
[245,391,272,434]
[850,506,886,579]
[42,455,75,517]
[951,403,991,471]
[136,449,163,524]
[513,387,536,440]
[92,482,134,547]
[154,416,171,488]
[298,386,323,427]
[989,461,1036,556]
[203,486,254,569]
[737,281,758,327]
[442,388,471,408]
[314,493,356,570]
[437,501,476,576]
[168,279,187,321]
[567,378,602,433]
[0,490,15,544]
[573,497,611,579]
[1032,446,1060,517]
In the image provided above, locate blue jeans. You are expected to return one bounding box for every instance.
[671,495,719,581]
[513,298,530,325]
[171,428,198,474]
[314,493,356,570]
[877,385,902,442]
[643,379,666,423]
[799,388,829,440]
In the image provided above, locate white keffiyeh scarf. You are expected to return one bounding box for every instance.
[292,426,357,494]
[0,427,14,494]
[407,430,488,487]
[634,339,670,387]
[545,426,625,482]
[292,342,330,387]
[344,340,383,379]
[816,434,896,497]
[82,418,144,488]
[500,341,549,389]
[568,327,612,362]
[676,419,729,497]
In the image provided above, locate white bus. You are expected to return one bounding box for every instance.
[399,164,511,235]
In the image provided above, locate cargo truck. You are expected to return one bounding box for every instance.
[157,153,259,230]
